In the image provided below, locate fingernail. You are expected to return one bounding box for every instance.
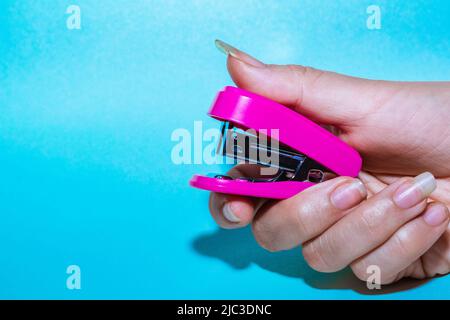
[393,172,437,209]
[423,205,449,226]
[223,203,241,223]
[215,39,240,58]
[215,39,264,67]
[330,180,367,210]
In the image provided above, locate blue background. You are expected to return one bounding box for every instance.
[1,0,449,299]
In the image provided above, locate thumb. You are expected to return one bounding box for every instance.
[216,39,391,126]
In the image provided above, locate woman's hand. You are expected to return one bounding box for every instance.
[210,167,449,284]
[209,40,450,284]
[215,40,450,177]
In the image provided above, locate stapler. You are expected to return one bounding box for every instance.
[189,86,362,199]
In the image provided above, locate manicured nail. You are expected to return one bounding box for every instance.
[215,39,240,59]
[223,203,241,223]
[330,180,367,210]
[423,204,449,226]
[215,39,264,67]
[393,172,437,209]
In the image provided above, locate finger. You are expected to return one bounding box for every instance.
[215,39,398,126]
[351,203,449,284]
[370,173,406,185]
[215,39,265,67]
[250,176,367,252]
[358,171,389,197]
[209,193,258,229]
[432,178,450,210]
[208,164,265,229]
[302,172,437,272]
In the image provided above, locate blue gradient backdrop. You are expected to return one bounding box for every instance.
[1,0,449,299]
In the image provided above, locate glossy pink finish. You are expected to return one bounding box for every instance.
[189,86,362,199]
[190,175,314,200]
[209,86,362,177]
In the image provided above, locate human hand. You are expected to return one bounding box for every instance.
[209,40,450,284]
[215,40,450,177]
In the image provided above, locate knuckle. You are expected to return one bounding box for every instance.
[302,236,337,272]
[350,261,370,282]
[391,228,412,257]
[293,202,312,238]
[252,199,315,252]
[287,64,321,80]
[302,243,326,272]
[286,65,324,107]
[251,219,278,252]
[358,200,392,239]
[286,64,308,78]
[290,178,353,237]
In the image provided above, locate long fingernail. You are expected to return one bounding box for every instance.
[330,179,367,210]
[215,39,264,67]
[215,39,240,58]
[393,172,437,209]
[423,204,449,226]
[223,203,241,223]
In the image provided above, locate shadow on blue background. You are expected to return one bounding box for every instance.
[192,227,428,296]
[0,0,449,299]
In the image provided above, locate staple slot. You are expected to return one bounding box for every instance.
[216,122,330,182]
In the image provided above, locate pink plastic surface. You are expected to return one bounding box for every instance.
[189,86,362,199]
[190,175,314,200]
[209,86,362,176]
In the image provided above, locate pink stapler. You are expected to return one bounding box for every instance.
[189,86,362,199]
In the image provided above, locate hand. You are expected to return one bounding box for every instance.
[209,40,450,284]
[215,40,450,177]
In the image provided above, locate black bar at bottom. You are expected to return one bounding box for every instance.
[0,300,446,318]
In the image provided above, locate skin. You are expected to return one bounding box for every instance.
[209,46,450,284]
